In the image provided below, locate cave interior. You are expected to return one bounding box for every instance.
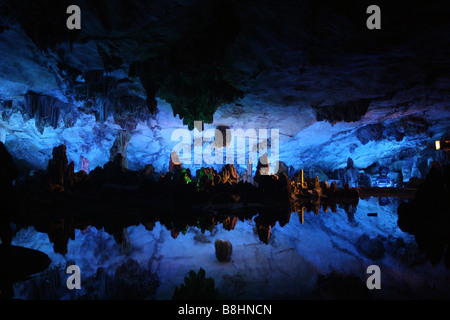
[0,0,449,301]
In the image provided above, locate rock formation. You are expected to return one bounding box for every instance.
[110,131,132,169]
[169,151,182,173]
[341,158,359,188]
[80,156,90,173]
[398,163,450,267]
[239,158,254,184]
[220,164,238,184]
[46,145,69,186]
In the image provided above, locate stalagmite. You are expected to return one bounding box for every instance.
[110,130,132,169]
[47,145,69,186]
[239,157,254,184]
[80,156,90,173]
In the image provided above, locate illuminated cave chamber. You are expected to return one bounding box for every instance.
[0,0,450,300]
[0,0,448,184]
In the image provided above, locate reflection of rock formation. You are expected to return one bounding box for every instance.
[12,194,361,254]
[256,224,271,245]
[254,214,277,245]
[222,216,238,231]
[277,212,291,227]
[47,218,75,255]
[111,227,133,254]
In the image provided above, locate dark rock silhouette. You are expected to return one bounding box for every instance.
[0,142,18,249]
[173,268,218,300]
[315,271,372,300]
[398,164,450,266]
[47,145,69,186]
[0,245,51,299]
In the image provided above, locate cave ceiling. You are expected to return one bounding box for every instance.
[0,0,449,174]
[0,0,448,129]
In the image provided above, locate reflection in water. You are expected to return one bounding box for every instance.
[378,197,391,206]
[8,195,450,300]
[9,197,360,253]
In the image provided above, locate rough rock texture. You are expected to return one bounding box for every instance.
[356,234,385,260]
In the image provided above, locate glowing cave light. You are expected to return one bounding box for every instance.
[435,140,441,150]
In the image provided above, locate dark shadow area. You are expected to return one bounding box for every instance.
[398,162,450,267]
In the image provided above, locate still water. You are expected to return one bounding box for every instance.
[9,197,450,299]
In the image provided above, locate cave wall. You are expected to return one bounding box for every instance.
[0,0,449,178]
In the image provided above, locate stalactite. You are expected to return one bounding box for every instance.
[24,92,66,132]
[314,98,371,123]
[75,72,148,125]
